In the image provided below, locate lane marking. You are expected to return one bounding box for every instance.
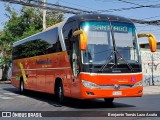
[3,93,18,96]
[16,96,27,98]
[1,97,14,99]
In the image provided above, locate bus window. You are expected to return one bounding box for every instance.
[12,27,62,60]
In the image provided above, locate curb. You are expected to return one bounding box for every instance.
[143,92,160,95]
[0,81,11,84]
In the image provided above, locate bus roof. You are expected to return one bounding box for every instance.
[66,14,133,23]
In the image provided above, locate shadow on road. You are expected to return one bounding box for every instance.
[3,87,135,109]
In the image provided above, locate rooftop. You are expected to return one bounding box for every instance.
[139,40,160,45]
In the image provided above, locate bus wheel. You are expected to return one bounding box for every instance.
[57,82,65,104]
[20,80,25,93]
[104,98,114,105]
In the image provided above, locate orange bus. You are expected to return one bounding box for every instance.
[11,14,157,104]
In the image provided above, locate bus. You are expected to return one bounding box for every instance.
[11,14,157,104]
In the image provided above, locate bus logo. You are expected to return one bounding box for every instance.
[131,77,136,82]
[114,84,120,90]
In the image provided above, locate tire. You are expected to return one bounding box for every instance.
[57,82,65,104]
[104,98,114,105]
[20,80,25,93]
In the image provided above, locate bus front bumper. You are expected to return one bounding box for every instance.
[79,86,143,99]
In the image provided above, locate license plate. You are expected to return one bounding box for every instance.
[112,91,122,95]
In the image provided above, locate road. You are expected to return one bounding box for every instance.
[0,84,160,120]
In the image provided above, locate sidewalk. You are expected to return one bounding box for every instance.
[0,81,160,94]
[143,86,160,95]
[0,80,11,84]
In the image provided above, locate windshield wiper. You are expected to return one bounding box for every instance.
[98,49,134,72]
[114,49,134,72]
[98,51,116,72]
[99,19,134,72]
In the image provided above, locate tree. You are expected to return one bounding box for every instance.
[0,4,64,80]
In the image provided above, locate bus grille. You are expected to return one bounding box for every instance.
[99,84,133,89]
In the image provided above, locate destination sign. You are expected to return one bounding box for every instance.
[89,25,128,33]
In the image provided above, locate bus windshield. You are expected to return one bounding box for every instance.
[80,21,141,72]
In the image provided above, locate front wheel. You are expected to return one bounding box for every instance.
[104,98,114,105]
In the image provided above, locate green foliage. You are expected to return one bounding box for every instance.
[46,11,64,27]
[13,39,50,59]
[0,5,64,80]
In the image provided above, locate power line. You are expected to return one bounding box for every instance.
[0,0,95,14]
[117,0,142,7]
[98,4,160,13]
[1,0,160,26]
[141,16,160,20]
[57,0,97,11]
[130,18,160,25]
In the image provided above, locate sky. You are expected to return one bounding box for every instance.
[0,0,160,42]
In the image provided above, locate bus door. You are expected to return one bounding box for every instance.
[70,39,81,97]
[62,21,80,97]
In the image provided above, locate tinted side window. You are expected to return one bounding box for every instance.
[13,27,62,60]
[37,27,62,54]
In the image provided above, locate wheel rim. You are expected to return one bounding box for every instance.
[58,85,63,102]
[20,81,24,92]
[58,86,61,98]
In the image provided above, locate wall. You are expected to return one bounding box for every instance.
[141,49,160,86]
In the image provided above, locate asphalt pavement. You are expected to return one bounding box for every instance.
[0,83,160,120]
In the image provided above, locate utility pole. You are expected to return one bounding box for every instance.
[151,53,154,86]
[43,0,46,30]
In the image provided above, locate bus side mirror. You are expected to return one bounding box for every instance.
[73,30,87,51]
[138,33,157,52]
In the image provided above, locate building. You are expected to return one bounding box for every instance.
[139,40,160,49]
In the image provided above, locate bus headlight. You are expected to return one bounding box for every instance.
[133,81,143,87]
[82,80,100,89]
